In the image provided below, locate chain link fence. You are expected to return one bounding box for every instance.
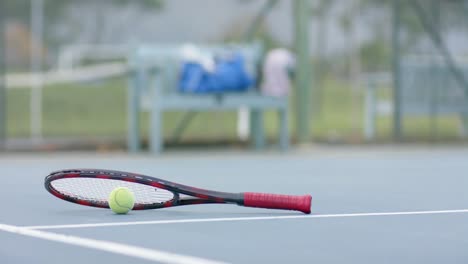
[2,0,468,151]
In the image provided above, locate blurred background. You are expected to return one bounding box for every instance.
[1,0,468,153]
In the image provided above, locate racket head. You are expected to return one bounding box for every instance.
[45,169,179,210]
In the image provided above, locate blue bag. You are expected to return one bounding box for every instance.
[178,53,254,94]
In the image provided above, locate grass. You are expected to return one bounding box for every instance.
[6,77,466,146]
[7,78,241,142]
[8,79,127,138]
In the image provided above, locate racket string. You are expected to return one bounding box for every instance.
[51,178,174,205]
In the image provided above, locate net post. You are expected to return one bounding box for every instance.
[392,0,402,140]
[293,0,312,143]
[30,0,44,142]
[0,0,6,151]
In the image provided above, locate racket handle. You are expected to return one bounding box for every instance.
[243,192,312,214]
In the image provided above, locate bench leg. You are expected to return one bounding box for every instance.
[364,80,376,141]
[127,72,140,153]
[150,109,163,154]
[279,109,289,151]
[250,109,265,150]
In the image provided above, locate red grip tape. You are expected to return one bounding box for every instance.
[243,192,312,214]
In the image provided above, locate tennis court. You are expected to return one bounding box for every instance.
[1,146,467,263]
[2,2,468,262]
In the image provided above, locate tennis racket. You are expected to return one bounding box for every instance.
[44,169,312,214]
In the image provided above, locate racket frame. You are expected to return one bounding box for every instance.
[45,169,311,214]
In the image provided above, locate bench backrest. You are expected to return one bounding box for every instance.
[128,42,263,97]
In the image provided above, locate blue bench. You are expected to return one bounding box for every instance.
[127,43,289,154]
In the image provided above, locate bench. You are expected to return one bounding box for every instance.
[127,43,289,154]
[364,57,468,140]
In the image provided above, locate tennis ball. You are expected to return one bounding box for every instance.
[108,187,135,214]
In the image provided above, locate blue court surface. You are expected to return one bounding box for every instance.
[1,146,468,264]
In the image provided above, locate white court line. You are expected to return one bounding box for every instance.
[0,223,227,264]
[24,209,468,230]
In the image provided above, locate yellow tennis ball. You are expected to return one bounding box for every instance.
[108,187,135,214]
